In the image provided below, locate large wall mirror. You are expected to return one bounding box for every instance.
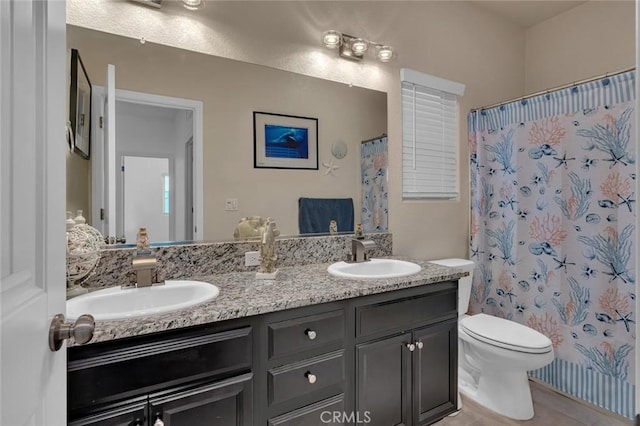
[66,25,387,244]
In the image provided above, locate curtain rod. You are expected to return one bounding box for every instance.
[361,133,387,144]
[470,66,636,113]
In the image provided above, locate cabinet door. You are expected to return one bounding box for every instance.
[356,333,412,426]
[412,320,457,426]
[149,373,253,426]
[69,402,147,426]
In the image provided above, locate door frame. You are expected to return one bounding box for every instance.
[91,87,204,241]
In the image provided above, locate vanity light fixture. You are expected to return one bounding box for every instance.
[182,0,204,10]
[322,30,394,63]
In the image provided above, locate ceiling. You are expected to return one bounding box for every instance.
[473,1,587,28]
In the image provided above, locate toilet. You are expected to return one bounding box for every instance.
[430,259,554,421]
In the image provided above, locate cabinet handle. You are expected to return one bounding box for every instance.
[305,329,317,340]
[416,341,424,350]
[305,371,317,384]
[406,343,415,352]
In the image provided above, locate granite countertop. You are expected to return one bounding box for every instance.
[78,258,468,346]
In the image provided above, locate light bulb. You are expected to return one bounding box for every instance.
[377,46,394,62]
[350,38,368,54]
[322,30,342,49]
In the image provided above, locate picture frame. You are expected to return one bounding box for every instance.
[253,112,318,170]
[69,48,92,159]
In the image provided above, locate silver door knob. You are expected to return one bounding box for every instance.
[406,343,415,352]
[49,314,95,351]
[416,341,424,349]
[305,329,317,340]
[305,371,317,384]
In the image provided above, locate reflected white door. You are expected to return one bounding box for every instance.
[123,156,171,243]
[104,64,117,238]
[0,0,67,424]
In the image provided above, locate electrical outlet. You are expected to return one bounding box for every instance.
[225,198,238,211]
[245,251,260,266]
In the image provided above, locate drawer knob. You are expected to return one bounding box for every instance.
[305,329,317,340]
[406,343,415,352]
[305,371,317,384]
[153,413,164,426]
[416,341,424,350]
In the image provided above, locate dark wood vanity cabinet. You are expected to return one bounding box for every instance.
[68,323,254,426]
[68,281,457,426]
[354,285,458,426]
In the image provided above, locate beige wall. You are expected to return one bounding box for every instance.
[67,26,387,240]
[525,0,635,93]
[66,150,91,221]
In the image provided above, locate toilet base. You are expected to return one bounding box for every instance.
[459,367,534,420]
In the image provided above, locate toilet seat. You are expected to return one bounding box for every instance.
[460,313,552,354]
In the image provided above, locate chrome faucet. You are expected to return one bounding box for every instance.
[350,238,377,263]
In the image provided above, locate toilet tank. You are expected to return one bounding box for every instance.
[429,258,475,316]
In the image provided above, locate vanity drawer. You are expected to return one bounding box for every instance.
[268,394,345,426]
[268,350,344,406]
[268,310,344,359]
[356,287,456,338]
[68,326,252,414]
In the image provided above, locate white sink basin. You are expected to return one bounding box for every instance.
[67,280,220,321]
[327,258,422,279]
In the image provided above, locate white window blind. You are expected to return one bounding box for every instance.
[401,69,464,200]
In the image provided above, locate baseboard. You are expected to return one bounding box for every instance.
[528,377,633,422]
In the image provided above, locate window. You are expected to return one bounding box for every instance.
[401,69,465,199]
[163,174,170,215]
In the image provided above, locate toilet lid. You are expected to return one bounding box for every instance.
[460,313,552,354]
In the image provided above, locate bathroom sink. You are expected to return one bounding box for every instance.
[327,259,422,279]
[66,280,220,321]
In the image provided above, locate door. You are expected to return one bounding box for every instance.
[104,64,117,238]
[0,0,67,424]
[413,321,458,425]
[184,138,194,240]
[356,333,412,426]
[148,373,253,426]
[122,156,171,243]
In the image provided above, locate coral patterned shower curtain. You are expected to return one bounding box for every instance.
[468,71,636,419]
[361,136,388,232]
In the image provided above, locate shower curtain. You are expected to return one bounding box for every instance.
[469,71,636,418]
[361,136,388,232]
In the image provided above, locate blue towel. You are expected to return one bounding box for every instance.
[298,197,354,234]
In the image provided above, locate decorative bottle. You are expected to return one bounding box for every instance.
[74,209,86,225]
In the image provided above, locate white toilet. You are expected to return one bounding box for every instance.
[430,259,554,421]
